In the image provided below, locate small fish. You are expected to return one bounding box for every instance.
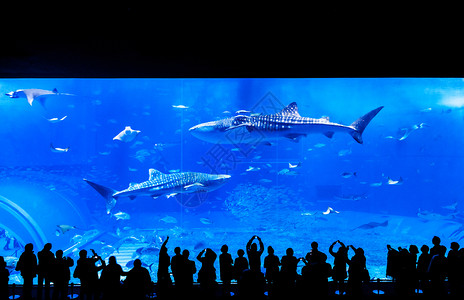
[322,207,340,215]
[194,241,206,250]
[112,211,131,220]
[168,169,180,173]
[56,225,77,235]
[370,182,382,187]
[172,104,189,109]
[45,115,67,123]
[258,179,272,183]
[341,172,357,178]
[200,218,213,225]
[113,126,141,142]
[288,162,301,169]
[338,149,352,157]
[387,176,403,185]
[160,216,178,224]
[50,144,69,153]
[314,143,326,148]
[246,166,260,172]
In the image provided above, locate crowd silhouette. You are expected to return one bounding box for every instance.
[1,235,464,299]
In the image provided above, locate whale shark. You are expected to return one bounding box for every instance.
[189,102,383,145]
[5,88,74,106]
[84,169,231,213]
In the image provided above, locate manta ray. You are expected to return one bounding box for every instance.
[5,88,74,106]
[190,102,383,145]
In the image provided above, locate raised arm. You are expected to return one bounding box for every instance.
[329,241,337,257]
[161,236,169,250]
[257,236,264,254]
[246,236,255,252]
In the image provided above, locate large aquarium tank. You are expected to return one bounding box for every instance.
[1,78,463,284]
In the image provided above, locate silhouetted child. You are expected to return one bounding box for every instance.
[263,246,280,286]
[219,244,233,296]
[234,249,248,281]
[329,240,348,295]
[246,235,264,273]
[52,250,74,300]
[37,243,55,300]
[124,259,151,300]
[0,257,9,300]
[15,243,37,300]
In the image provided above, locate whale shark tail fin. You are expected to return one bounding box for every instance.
[350,106,384,144]
[84,179,117,214]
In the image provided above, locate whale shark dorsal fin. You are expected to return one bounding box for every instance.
[276,102,301,117]
[149,168,163,180]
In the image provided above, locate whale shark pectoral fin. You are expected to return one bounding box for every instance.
[224,123,252,132]
[53,88,58,94]
[284,133,306,142]
[184,183,204,190]
[129,195,136,200]
[323,131,334,139]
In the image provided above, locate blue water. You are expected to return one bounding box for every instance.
[1,78,464,283]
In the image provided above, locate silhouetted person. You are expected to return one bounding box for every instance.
[178,249,196,297]
[170,246,183,287]
[417,244,431,292]
[394,245,418,296]
[125,259,151,300]
[430,235,441,257]
[0,257,9,300]
[239,269,266,299]
[73,249,105,300]
[246,235,264,273]
[197,248,217,297]
[37,243,55,300]
[428,244,447,296]
[157,236,171,298]
[100,256,126,300]
[329,240,348,295]
[307,247,332,298]
[347,245,367,297]
[447,242,461,296]
[51,250,73,300]
[219,244,233,296]
[263,246,280,286]
[386,244,400,281]
[233,249,248,281]
[15,243,37,300]
[308,241,327,264]
[280,248,298,289]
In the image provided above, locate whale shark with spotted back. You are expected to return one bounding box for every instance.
[84,169,231,213]
[189,102,383,145]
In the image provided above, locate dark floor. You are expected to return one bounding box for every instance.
[4,280,457,299]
